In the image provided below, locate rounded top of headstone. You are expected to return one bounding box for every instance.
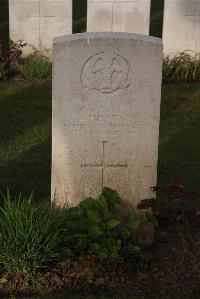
[53,32,163,47]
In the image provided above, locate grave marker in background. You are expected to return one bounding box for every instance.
[163,0,200,55]
[87,0,151,35]
[52,32,163,208]
[9,0,72,56]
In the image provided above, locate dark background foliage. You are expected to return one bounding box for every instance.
[0,0,9,48]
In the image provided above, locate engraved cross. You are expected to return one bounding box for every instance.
[101,0,138,30]
[81,141,128,187]
[27,0,55,49]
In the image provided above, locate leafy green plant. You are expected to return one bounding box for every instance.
[0,191,67,275]
[20,56,52,80]
[62,187,122,261]
[62,187,153,263]
[0,187,154,276]
[163,51,200,83]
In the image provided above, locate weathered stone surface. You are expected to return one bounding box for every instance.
[9,0,72,56]
[87,0,151,35]
[52,32,163,208]
[163,0,200,55]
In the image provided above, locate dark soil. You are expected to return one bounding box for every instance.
[0,223,199,298]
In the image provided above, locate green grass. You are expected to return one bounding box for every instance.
[158,83,200,189]
[0,80,51,202]
[0,192,68,275]
[0,81,200,202]
[20,57,52,80]
[163,52,200,83]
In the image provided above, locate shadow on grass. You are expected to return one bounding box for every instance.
[0,81,52,202]
[0,139,51,204]
[158,83,200,189]
[0,81,51,144]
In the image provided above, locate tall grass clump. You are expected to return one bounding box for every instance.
[163,51,200,83]
[20,56,52,80]
[0,192,66,275]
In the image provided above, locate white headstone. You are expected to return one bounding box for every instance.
[52,32,163,208]
[87,0,151,35]
[9,0,72,56]
[163,0,200,55]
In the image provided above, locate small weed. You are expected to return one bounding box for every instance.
[163,51,200,83]
[0,190,67,275]
[20,56,52,80]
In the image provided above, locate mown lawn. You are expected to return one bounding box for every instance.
[0,80,51,201]
[158,83,200,189]
[0,81,200,202]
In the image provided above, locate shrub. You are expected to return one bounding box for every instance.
[0,40,26,79]
[20,56,52,80]
[163,51,200,83]
[62,187,154,263]
[137,178,200,226]
[0,191,67,275]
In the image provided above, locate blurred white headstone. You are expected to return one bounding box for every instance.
[9,0,72,56]
[163,0,200,55]
[87,0,151,35]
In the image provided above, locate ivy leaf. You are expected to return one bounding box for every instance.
[127,244,141,254]
[88,225,103,238]
[107,219,120,230]
[101,187,121,212]
[122,228,130,238]
[0,277,8,285]
[86,209,101,225]
[79,197,95,210]
[126,212,141,232]
[96,196,107,210]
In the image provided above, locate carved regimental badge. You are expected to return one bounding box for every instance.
[81,52,130,94]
